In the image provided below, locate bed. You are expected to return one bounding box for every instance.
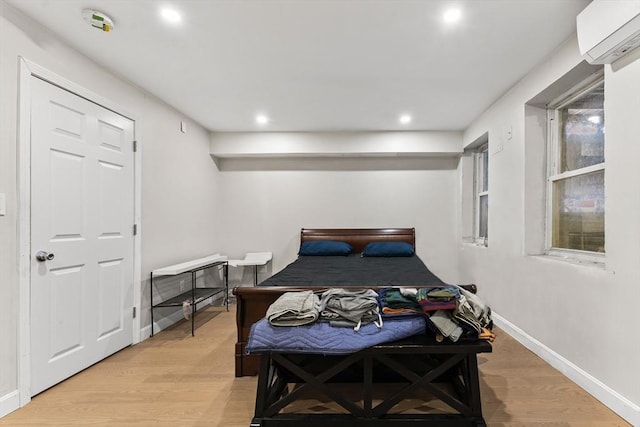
[236,228,424,374]
[233,228,492,426]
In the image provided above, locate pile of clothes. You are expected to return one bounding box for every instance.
[266,285,494,343]
[379,286,494,342]
[266,288,382,331]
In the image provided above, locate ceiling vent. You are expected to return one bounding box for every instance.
[577,0,640,64]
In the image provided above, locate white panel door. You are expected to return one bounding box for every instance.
[30,77,134,395]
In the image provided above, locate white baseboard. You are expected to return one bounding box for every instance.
[493,312,640,427]
[140,324,152,341]
[0,390,20,418]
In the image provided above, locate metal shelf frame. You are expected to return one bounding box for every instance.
[150,258,228,336]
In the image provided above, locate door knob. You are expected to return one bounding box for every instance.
[35,251,55,262]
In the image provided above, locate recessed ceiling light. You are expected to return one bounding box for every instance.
[443,8,462,23]
[256,114,269,125]
[399,114,412,125]
[588,115,601,124]
[160,8,182,24]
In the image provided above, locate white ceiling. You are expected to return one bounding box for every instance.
[6,0,589,132]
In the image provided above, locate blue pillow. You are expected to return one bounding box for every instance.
[299,240,353,256]
[362,242,415,257]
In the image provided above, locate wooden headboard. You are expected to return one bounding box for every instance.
[300,228,415,253]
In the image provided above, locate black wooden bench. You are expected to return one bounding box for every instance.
[250,335,492,427]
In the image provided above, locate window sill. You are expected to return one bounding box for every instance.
[462,240,488,249]
[531,251,606,269]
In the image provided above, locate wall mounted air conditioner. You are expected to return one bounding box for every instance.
[577,0,640,64]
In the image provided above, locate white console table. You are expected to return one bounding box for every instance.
[227,252,272,285]
[150,254,228,336]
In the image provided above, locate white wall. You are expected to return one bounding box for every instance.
[138,94,222,330]
[458,35,640,424]
[214,148,462,286]
[3,0,638,424]
[210,131,462,157]
[0,1,221,410]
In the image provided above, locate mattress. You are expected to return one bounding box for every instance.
[259,254,445,287]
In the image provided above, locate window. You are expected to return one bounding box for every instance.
[547,78,604,254]
[474,143,489,246]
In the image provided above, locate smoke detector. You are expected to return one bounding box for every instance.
[82,9,114,32]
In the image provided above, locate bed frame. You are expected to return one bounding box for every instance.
[234,228,417,377]
[233,228,491,426]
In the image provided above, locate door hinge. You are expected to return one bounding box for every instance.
[133,224,138,235]
[132,306,137,319]
[133,140,138,152]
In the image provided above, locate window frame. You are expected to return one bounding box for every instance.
[474,143,489,247]
[545,75,605,262]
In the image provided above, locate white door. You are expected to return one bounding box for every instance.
[30,77,135,395]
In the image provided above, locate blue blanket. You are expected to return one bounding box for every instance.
[246,316,426,355]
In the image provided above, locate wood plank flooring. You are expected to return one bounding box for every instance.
[1,306,630,426]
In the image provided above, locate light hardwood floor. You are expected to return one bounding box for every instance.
[1,306,629,426]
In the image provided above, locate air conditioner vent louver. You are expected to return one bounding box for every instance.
[577,0,640,65]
